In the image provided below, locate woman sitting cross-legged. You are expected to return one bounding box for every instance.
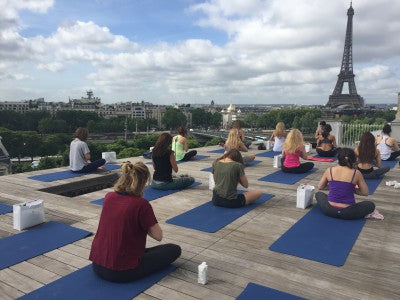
[233,120,252,148]
[69,127,106,173]
[376,124,400,161]
[281,129,314,174]
[315,148,381,220]
[89,161,181,282]
[212,149,262,208]
[316,124,338,157]
[355,132,390,179]
[225,128,255,164]
[269,122,286,152]
[151,132,195,190]
[172,126,197,162]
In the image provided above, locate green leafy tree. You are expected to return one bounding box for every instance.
[187,138,200,149]
[117,147,144,159]
[210,112,222,128]
[161,108,187,129]
[38,118,68,133]
[243,113,258,129]
[205,137,224,146]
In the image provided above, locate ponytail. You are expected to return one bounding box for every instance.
[337,148,356,169]
[114,161,150,197]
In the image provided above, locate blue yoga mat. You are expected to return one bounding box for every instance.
[166,193,274,233]
[0,221,91,270]
[28,164,121,182]
[365,177,383,195]
[201,160,262,172]
[91,182,202,205]
[258,168,317,185]
[207,148,225,154]
[255,151,281,158]
[19,264,175,300]
[0,203,12,215]
[237,283,306,300]
[269,205,365,266]
[381,159,398,169]
[313,155,337,161]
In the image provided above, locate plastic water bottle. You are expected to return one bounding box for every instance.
[198,262,208,284]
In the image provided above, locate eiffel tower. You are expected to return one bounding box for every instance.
[326,2,364,109]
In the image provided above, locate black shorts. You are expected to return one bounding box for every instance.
[212,191,246,208]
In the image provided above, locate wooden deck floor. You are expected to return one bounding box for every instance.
[0,145,399,300]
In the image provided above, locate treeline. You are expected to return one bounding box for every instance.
[0,110,158,134]
[341,110,395,125]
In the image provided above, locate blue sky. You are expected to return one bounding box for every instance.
[0,0,399,105]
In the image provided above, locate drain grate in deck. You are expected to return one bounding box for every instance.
[39,173,119,197]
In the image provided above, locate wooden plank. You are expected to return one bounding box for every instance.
[0,269,42,294]
[10,261,60,285]
[27,255,78,276]
[44,249,90,269]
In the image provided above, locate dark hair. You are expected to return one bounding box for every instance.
[152,133,172,157]
[382,124,391,135]
[337,148,356,168]
[322,131,329,139]
[358,132,376,164]
[320,121,326,126]
[74,127,89,141]
[324,124,332,133]
[212,149,244,169]
[233,120,243,130]
[177,126,187,137]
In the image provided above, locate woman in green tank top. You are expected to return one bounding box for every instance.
[172,126,197,161]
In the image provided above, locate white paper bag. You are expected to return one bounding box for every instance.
[305,144,311,153]
[296,185,315,209]
[265,141,274,150]
[273,154,282,168]
[13,200,45,231]
[102,151,117,163]
[209,172,215,190]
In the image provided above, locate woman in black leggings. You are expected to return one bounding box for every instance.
[89,161,181,282]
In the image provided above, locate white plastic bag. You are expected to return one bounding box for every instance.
[13,200,45,231]
[208,172,215,190]
[102,151,117,163]
[265,141,274,150]
[273,154,282,168]
[296,185,315,209]
[305,144,311,153]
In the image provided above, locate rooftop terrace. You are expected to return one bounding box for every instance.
[0,145,399,299]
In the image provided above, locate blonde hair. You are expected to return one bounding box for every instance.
[283,129,303,154]
[274,122,286,138]
[114,161,150,197]
[225,129,241,150]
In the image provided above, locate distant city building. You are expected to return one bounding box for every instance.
[221,104,242,129]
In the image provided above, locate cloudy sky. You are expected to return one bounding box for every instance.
[0,0,399,105]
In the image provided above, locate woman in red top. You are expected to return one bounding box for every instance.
[89,161,181,282]
[281,129,314,173]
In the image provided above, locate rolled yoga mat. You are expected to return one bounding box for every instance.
[28,164,121,182]
[166,193,274,233]
[19,264,176,300]
[236,282,306,300]
[0,221,92,270]
[269,205,365,266]
[91,182,202,205]
[258,168,317,185]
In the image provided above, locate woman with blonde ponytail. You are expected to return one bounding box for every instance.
[281,129,314,173]
[90,161,181,282]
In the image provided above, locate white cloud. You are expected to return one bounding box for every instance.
[0,0,399,104]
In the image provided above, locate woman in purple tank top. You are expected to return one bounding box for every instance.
[315,148,377,220]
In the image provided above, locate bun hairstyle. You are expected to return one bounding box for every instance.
[114,161,150,197]
[337,148,356,169]
[382,124,391,135]
[213,149,244,169]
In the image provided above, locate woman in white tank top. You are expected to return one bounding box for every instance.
[376,125,400,161]
[270,122,286,152]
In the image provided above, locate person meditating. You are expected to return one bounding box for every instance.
[233,120,252,148]
[281,129,314,174]
[355,132,390,179]
[313,121,326,148]
[151,133,195,190]
[212,149,262,208]
[269,122,286,152]
[89,161,181,282]
[225,128,255,164]
[69,127,105,173]
[315,148,382,220]
[172,126,197,162]
[316,124,337,157]
[376,124,400,162]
